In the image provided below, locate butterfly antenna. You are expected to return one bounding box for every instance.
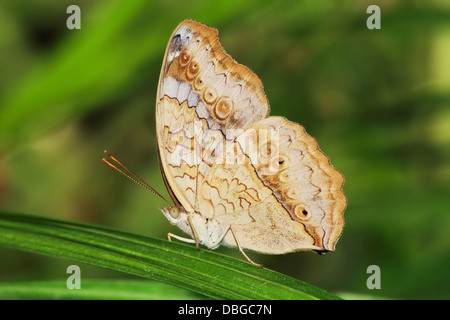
[102,150,171,206]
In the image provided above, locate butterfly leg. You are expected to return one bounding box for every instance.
[187,215,200,249]
[226,226,263,268]
[167,215,200,249]
[167,233,196,244]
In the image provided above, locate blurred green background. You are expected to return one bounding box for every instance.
[0,0,449,299]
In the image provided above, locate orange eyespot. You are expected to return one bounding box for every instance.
[193,77,206,91]
[286,189,297,200]
[214,97,233,120]
[186,61,200,80]
[277,155,289,168]
[179,52,191,67]
[203,87,218,105]
[294,205,310,220]
[259,141,278,159]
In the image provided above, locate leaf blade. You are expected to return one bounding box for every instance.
[0,211,342,300]
[0,280,200,300]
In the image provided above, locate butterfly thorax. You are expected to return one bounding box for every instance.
[160,206,226,250]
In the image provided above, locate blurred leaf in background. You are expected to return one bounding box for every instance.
[0,0,449,299]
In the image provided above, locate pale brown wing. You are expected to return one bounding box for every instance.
[200,117,346,253]
[156,20,271,212]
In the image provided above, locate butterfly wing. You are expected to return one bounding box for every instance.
[156,20,270,212]
[201,116,346,253]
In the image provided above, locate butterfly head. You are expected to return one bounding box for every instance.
[160,205,186,225]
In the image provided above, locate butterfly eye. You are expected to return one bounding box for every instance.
[169,206,180,219]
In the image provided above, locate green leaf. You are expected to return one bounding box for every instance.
[0,280,200,300]
[0,211,342,300]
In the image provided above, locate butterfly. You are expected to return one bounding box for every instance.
[105,20,346,266]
